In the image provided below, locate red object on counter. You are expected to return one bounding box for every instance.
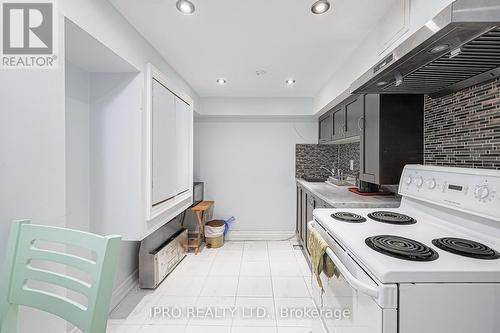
[348,187,394,196]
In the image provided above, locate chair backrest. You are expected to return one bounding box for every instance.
[0,220,121,333]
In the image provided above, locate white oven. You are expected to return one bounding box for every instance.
[308,220,398,333]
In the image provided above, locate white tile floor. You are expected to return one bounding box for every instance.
[107,240,313,333]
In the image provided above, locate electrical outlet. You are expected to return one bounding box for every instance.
[350,160,354,171]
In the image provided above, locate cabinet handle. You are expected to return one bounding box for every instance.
[357,116,364,131]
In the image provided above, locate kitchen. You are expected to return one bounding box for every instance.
[0,0,499,333]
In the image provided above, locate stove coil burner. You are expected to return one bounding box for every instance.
[432,238,500,260]
[366,235,439,261]
[368,211,416,225]
[331,212,366,223]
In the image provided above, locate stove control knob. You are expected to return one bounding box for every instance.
[474,185,490,200]
[414,177,424,188]
[405,176,412,185]
[426,178,437,190]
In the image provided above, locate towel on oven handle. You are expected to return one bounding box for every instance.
[308,228,337,291]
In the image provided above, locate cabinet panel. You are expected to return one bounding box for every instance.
[360,94,380,183]
[332,107,345,141]
[301,189,307,244]
[319,112,333,143]
[305,193,316,253]
[175,98,191,195]
[152,79,177,205]
[296,186,301,236]
[345,95,363,138]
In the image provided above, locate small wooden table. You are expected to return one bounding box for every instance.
[188,201,214,254]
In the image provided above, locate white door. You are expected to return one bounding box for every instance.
[151,79,177,205]
[175,97,191,195]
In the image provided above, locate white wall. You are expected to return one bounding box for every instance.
[0,16,67,333]
[313,0,455,114]
[66,62,91,233]
[195,98,317,240]
[200,97,314,116]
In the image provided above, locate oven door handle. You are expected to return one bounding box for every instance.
[308,221,379,298]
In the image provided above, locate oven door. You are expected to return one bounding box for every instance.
[308,221,397,333]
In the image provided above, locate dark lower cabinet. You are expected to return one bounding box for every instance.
[296,184,320,256]
[305,193,316,254]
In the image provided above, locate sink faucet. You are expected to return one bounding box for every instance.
[320,166,335,176]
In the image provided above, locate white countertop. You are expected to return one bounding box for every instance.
[297,178,401,208]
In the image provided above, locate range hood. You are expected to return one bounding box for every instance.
[351,0,500,97]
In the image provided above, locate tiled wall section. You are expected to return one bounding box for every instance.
[295,142,360,179]
[424,78,500,169]
[338,142,360,176]
[296,144,338,179]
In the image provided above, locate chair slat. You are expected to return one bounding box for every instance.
[15,265,91,298]
[21,248,97,280]
[20,224,109,255]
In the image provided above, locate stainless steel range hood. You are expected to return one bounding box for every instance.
[351,0,500,97]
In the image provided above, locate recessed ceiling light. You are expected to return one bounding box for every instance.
[429,44,450,54]
[176,0,195,14]
[377,81,388,86]
[311,0,331,14]
[216,78,227,85]
[285,79,296,85]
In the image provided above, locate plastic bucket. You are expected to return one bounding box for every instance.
[205,220,225,248]
[206,234,224,248]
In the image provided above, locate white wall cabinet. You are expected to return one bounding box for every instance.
[145,64,194,225]
[175,98,192,195]
[151,79,178,205]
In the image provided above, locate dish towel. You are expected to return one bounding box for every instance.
[308,228,337,292]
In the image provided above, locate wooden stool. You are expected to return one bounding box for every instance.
[188,201,214,254]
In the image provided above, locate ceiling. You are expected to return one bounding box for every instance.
[110,0,397,97]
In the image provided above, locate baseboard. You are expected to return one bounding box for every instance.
[110,269,139,311]
[225,230,295,241]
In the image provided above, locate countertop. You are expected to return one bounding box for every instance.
[296,178,401,209]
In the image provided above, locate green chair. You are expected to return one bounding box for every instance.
[0,220,121,333]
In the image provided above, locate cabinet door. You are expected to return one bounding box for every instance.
[175,97,191,195]
[152,79,177,205]
[301,189,307,244]
[305,193,316,254]
[296,186,301,236]
[345,95,364,138]
[319,112,333,143]
[332,107,345,141]
[360,94,380,183]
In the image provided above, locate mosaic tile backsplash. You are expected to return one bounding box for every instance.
[296,143,360,179]
[295,144,338,179]
[424,78,500,170]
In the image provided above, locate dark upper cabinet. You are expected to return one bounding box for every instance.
[345,95,363,137]
[318,93,424,186]
[360,94,424,185]
[318,94,363,143]
[318,112,333,143]
[332,107,345,141]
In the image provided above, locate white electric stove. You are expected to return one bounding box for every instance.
[309,165,500,333]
